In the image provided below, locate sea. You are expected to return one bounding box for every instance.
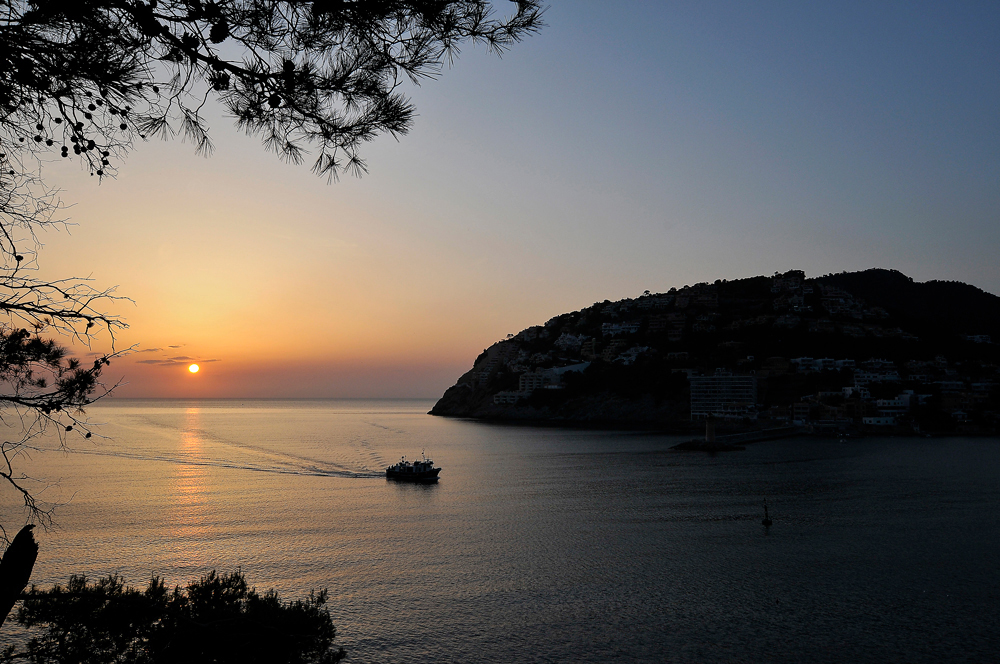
[3,399,998,663]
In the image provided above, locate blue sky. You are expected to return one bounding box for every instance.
[411,0,1000,289]
[43,1,1000,396]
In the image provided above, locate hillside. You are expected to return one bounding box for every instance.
[430,269,1000,433]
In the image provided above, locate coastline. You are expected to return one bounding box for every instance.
[428,410,998,442]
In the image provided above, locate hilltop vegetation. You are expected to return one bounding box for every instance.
[430,269,1000,433]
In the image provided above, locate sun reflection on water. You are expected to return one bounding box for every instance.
[168,407,213,563]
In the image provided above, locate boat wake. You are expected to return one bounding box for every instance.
[62,411,416,480]
[68,446,384,479]
[357,438,390,474]
[364,421,408,435]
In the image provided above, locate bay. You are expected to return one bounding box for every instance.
[3,399,998,662]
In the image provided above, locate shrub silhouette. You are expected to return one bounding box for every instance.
[4,570,344,664]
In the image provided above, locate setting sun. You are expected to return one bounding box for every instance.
[188,364,200,373]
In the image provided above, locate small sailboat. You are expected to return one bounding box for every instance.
[762,498,773,527]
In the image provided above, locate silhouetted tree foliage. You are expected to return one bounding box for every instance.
[3,570,345,663]
[0,170,125,528]
[1,0,545,179]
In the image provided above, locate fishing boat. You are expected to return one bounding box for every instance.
[385,453,441,482]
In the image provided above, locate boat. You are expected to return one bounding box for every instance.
[385,453,441,482]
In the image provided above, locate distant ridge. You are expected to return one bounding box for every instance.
[431,269,1000,434]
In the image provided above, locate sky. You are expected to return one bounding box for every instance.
[29,1,1000,398]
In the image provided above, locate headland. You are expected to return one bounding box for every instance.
[431,269,1000,437]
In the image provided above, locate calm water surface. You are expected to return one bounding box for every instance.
[3,399,998,662]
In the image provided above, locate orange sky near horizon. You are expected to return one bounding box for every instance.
[43,130,563,398]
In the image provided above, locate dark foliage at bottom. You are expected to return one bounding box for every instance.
[2,571,345,664]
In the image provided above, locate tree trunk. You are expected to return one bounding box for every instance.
[0,525,38,627]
